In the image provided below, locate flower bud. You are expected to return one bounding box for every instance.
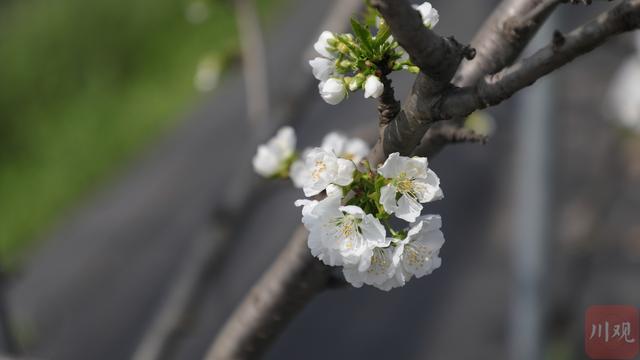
[309,57,335,81]
[320,78,347,105]
[314,31,337,58]
[349,73,365,91]
[413,2,439,28]
[364,75,384,99]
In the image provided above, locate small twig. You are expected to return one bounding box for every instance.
[412,123,488,158]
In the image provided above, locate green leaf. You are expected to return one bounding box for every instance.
[363,1,380,28]
[350,18,374,56]
[373,23,391,48]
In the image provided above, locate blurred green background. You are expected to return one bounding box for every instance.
[0,0,281,267]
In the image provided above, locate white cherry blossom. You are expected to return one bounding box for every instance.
[252,126,296,177]
[413,2,439,29]
[364,75,384,99]
[313,31,337,59]
[299,195,387,267]
[394,215,445,280]
[296,147,355,197]
[378,152,442,222]
[309,57,335,82]
[321,132,369,163]
[343,244,397,290]
[320,78,347,105]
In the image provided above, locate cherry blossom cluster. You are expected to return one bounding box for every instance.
[252,127,446,291]
[309,2,439,105]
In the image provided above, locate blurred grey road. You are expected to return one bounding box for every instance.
[8,1,640,360]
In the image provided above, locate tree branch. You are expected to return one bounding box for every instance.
[455,0,561,87]
[368,0,474,166]
[205,226,334,360]
[412,123,487,158]
[442,0,640,118]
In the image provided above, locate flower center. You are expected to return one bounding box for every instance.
[335,215,361,245]
[395,172,415,195]
[342,152,355,161]
[368,248,390,275]
[312,160,327,180]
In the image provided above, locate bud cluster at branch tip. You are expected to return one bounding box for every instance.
[309,2,440,105]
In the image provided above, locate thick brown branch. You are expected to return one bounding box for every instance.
[442,0,640,118]
[371,0,472,82]
[503,0,562,39]
[368,0,473,166]
[376,75,400,125]
[205,226,333,360]
[412,0,561,159]
[455,0,561,87]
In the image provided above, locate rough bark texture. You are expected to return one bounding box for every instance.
[368,0,474,165]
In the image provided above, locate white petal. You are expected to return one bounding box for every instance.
[364,75,384,99]
[320,78,346,105]
[334,158,355,186]
[342,265,365,288]
[360,215,388,246]
[377,152,405,178]
[339,205,365,216]
[413,214,442,233]
[321,132,348,155]
[314,31,336,58]
[343,138,370,162]
[405,156,428,179]
[412,173,442,203]
[252,145,280,177]
[309,57,335,81]
[413,2,439,28]
[325,184,343,198]
[379,184,399,215]
[295,199,319,229]
[395,194,423,222]
[289,160,308,188]
[272,126,296,157]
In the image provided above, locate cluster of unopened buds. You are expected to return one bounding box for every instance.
[309,1,439,105]
[252,127,445,291]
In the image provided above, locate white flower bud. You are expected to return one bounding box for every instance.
[364,75,384,99]
[309,57,335,81]
[320,78,347,105]
[413,2,439,29]
[252,126,296,177]
[313,31,336,59]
